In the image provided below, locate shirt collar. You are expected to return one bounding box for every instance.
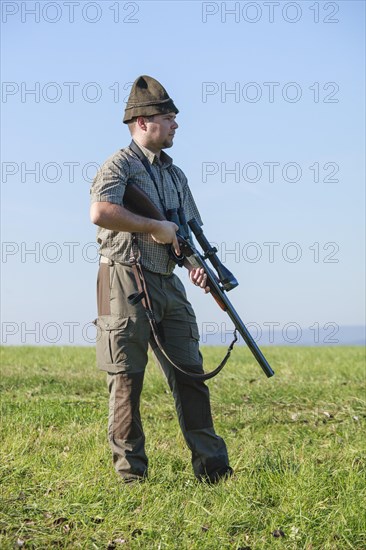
[133,139,173,168]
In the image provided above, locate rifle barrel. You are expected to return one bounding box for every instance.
[192,255,275,378]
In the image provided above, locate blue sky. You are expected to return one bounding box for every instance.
[1,0,365,345]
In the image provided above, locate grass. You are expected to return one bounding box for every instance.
[0,346,365,549]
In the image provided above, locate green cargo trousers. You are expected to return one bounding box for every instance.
[95,259,231,482]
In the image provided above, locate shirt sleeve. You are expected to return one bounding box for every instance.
[90,152,130,205]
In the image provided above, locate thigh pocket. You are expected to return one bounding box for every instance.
[94,315,149,373]
[185,305,200,342]
[161,306,202,368]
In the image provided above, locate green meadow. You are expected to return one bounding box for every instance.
[1,346,365,549]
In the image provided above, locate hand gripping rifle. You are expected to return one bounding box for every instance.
[124,182,275,380]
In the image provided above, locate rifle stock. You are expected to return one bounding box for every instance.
[124,182,165,221]
[123,182,274,378]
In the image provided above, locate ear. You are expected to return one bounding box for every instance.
[136,116,148,132]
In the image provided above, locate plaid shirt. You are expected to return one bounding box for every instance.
[90,142,202,275]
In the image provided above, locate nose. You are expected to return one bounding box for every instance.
[172,120,178,129]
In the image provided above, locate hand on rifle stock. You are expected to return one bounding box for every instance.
[150,220,180,256]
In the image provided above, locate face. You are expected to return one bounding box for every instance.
[143,113,178,152]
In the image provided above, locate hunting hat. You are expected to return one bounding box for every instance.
[123,75,179,124]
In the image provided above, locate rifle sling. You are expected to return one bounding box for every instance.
[129,237,237,381]
[128,140,169,217]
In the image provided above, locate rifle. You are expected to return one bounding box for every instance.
[123,182,275,379]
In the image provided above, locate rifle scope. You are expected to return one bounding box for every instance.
[188,219,239,292]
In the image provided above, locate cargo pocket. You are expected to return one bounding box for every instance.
[185,305,200,342]
[93,315,149,373]
[190,322,200,342]
[185,306,203,369]
[159,306,202,369]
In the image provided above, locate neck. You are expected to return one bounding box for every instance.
[133,137,161,158]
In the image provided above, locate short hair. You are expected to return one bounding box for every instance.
[127,115,155,134]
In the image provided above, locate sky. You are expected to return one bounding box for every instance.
[1,0,365,346]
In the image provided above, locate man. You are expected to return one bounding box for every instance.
[90,75,232,484]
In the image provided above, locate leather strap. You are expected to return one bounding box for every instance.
[129,140,167,216]
[128,239,237,381]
